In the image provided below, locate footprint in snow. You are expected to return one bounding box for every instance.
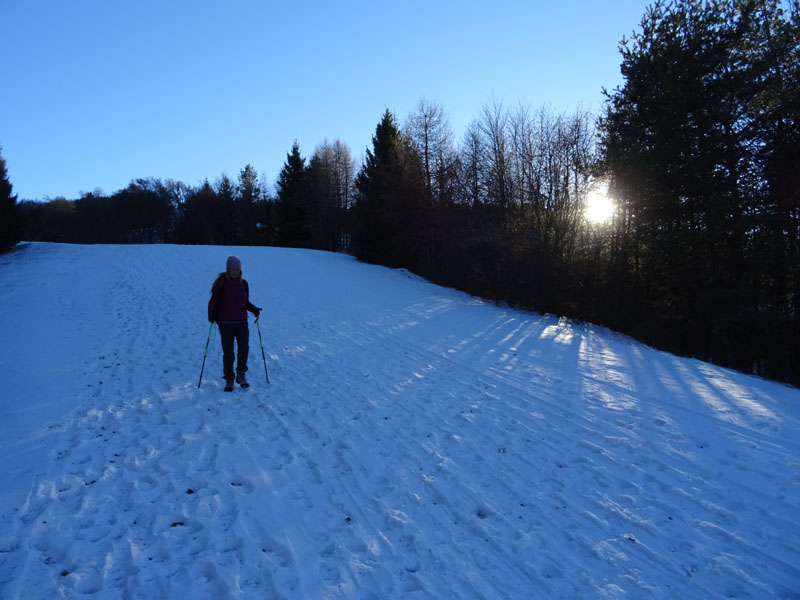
[229,478,255,494]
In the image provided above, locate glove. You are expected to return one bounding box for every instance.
[253,307,262,318]
[208,313,216,323]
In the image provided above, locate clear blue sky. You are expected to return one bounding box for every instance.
[1,0,652,201]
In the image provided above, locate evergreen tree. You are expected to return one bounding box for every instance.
[740,0,800,380]
[599,0,800,383]
[238,164,261,203]
[177,180,219,244]
[0,146,19,252]
[237,164,261,244]
[120,179,174,244]
[276,142,310,248]
[215,174,237,245]
[353,109,426,268]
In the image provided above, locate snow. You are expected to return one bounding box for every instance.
[1,242,798,599]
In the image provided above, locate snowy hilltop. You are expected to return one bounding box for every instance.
[0,242,798,599]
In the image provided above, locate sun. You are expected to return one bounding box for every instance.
[585,184,615,224]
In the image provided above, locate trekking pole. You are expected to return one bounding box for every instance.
[198,322,214,388]
[255,316,270,384]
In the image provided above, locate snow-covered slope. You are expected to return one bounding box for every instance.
[0,242,798,599]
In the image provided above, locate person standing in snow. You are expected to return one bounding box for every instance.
[208,256,262,391]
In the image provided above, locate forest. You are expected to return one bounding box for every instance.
[1,0,798,386]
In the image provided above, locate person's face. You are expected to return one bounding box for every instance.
[227,266,241,278]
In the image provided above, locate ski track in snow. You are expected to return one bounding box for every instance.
[0,242,799,599]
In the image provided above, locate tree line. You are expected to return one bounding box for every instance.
[2,0,798,387]
[599,0,799,385]
[11,139,357,251]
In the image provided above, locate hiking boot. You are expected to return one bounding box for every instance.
[236,372,249,388]
[224,378,235,392]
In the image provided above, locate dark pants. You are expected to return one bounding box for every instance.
[218,322,249,380]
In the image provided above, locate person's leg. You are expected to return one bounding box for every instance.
[235,322,250,380]
[235,322,250,374]
[218,323,236,382]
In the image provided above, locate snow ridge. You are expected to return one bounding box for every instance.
[0,242,798,599]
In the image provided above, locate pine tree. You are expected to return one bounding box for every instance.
[215,174,237,245]
[177,180,219,244]
[238,164,261,203]
[353,109,426,268]
[0,146,19,252]
[599,0,800,384]
[739,0,800,380]
[237,164,261,245]
[276,142,310,248]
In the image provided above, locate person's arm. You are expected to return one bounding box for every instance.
[208,283,221,322]
[244,280,261,317]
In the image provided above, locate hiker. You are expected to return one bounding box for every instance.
[208,255,262,391]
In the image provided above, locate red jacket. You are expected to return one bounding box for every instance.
[208,274,258,323]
